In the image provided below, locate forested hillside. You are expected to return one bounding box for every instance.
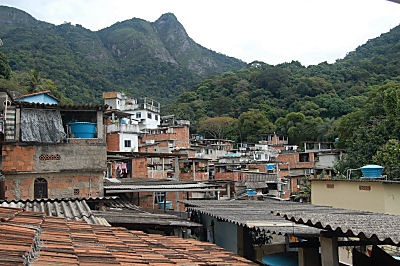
[0,6,245,103]
[166,24,400,177]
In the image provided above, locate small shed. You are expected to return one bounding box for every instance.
[16,90,59,105]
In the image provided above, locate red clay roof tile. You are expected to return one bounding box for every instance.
[0,206,255,265]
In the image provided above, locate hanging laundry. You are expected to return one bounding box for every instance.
[120,163,127,173]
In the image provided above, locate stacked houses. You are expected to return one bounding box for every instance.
[2,89,400,266]
[101,91,342,209]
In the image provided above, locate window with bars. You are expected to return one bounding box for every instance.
[34,178,48,199]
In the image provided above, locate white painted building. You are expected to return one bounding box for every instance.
[103,92,160,131]
[106,122,140,152]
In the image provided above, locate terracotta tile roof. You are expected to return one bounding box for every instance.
[0,207,254,265]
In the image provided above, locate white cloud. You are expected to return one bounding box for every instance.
[0,0,399,65]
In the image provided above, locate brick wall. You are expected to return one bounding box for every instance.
[4,172,103,200]
[2,142,106,200]
[214,172,241,181]
[106,133,119,151]
[2,145,34,172]
[141,126,190,149]
[180,172,208,181]
[131,158,148,178]
[277,152,314,170]
[172,126,190,149]
[131,191,188,212]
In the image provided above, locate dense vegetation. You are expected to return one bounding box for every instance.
[0,6,245,104]
[166,24,400,178]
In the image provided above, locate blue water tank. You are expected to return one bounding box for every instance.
[246,189,257,196]
[68,122,97,138]
[360,165,384,178]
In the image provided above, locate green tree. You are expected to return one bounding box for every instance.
[27,69,43,93]
[334,82,400,177]
[373,139,400,180]
[198,117,235,139]
[237,109,275,143]
[0,52,11,79]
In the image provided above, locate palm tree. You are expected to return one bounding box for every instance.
[27,69,43,93]
[293,182,311,202]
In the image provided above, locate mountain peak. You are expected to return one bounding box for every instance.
[156,13,178,23]
[0,5,37,26]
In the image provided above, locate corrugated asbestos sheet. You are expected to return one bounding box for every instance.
[0,207,255,265]
[182,199,400,246]
[89,197,201,227]
[182,199,321,236]
[104,177,218,191]
[0,198,106,225]
[274,208,400,246]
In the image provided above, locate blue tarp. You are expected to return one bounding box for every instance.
[266,163,275,170]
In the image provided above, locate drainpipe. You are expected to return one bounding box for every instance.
[89,176,92,197]
[193,160,196,181]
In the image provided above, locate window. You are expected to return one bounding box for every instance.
[147,113,152,119]
[34,178,48,199]
[136,112,141,118]
[154,192,166,204]
[299,153,310,162]
[155,114,158,120]
[124,140,131,147]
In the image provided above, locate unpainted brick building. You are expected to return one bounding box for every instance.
[0,100,107,200]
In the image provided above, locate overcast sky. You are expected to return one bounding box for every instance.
[1,0,400,65]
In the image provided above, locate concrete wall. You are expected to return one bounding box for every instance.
[137,110,160,130]
[383,183,400,215]
[315,153,339,169]
[311,180,400,215]
[30,142,105,173]
[119,132,139,152]
[201,213,238,254]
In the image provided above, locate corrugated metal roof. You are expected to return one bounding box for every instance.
[0,207,255,265]
[274,208,400,246]
[104,177,209,186]
[14,101,107,110]
[182,199,321,236]
[183,199,400,246]
[89,197,202,227]
[0,198,108,225]
[104,178,220,192]
[105,183,215,190]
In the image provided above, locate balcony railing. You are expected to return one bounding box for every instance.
[107,123,139,134]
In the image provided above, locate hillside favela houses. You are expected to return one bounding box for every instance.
[0,89,399,265]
